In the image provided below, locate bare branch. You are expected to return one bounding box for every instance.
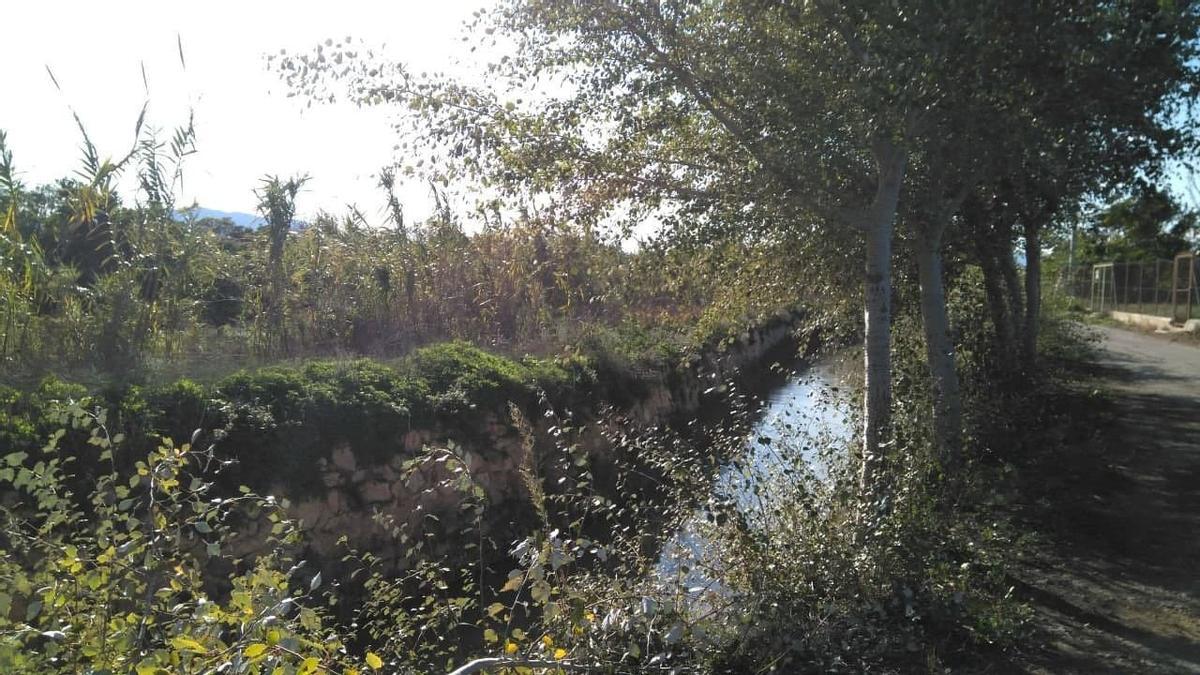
[447,657,597,675]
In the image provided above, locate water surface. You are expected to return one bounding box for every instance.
[658,359,854,586]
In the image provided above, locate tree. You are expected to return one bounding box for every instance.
[1089,185,1198,261]
[275,0,993,499]
[992,1,1200,368]
[274,0,1200,492]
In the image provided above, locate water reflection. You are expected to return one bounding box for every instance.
[658,360,853,588]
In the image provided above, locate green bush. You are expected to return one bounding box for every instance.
[0,377,90,456]
[0,408,368,674]
[401,340,540,413]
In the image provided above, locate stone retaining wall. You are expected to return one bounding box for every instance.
[257,309,809,571]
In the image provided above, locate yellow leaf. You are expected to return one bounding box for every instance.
[504,641,518,655]
[541,635,553,648]
[365,652,383,670]
[244,643,268,658]
[169,636,207,654]
[554,648,568,660]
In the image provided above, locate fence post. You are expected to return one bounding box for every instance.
[1138,261,1145,314]
[1100,265,1108,312]
[1155,260,1162,315]
[1191,255,1198,322]
[1090,266,1096,311]
[1123,262,1131,313]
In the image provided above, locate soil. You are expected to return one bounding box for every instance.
[1008,325,1200,673]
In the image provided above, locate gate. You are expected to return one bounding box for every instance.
[1170,252,1197,325]
[1090,263,1115,313]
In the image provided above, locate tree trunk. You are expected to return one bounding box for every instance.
[964,197,1018,371]
[860,141,906,500]
[1022,219,1042,368]
[916,229,963,464]
[997,243,1024,344]
[977,243,1017,368]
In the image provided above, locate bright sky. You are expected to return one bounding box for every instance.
[2,0,494,223]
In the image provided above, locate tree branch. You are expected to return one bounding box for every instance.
[808,0,873,67]
[447,657,597,675]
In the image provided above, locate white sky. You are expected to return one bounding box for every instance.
[2,0,495,223]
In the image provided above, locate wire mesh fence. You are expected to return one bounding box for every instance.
[1062,254,1198,323]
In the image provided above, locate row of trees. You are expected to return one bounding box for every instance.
[280,0,1200,502]
[1072,184,1198,264]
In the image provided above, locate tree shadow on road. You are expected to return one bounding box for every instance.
[1003,353,1200,674]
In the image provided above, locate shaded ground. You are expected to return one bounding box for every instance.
[1012,325,1200,674]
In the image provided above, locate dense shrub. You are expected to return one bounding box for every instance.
[0,345,602,498]
[0,407,364,674]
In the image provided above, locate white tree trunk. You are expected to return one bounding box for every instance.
[860,142,906,500]
[916,230,963,463]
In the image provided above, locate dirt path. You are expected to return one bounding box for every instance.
[1014,325,1200,674]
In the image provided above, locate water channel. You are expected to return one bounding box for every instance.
[658,356,856,587]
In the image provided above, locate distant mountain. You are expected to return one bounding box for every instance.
[179,207,264,229]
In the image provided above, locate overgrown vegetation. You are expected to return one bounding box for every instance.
[0,404,362,674]
[0,120,803,385]
[0,277,1086,673]
[3,0,1200,672]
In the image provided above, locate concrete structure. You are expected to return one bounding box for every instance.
[1109,310,1200,333]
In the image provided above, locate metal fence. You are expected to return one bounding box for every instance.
[1062,252,1198,323]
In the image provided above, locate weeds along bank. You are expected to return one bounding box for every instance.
[0,309,808,575]
[0,278,1059,674]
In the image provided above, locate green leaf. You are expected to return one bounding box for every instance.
[244,643,268,658]
[530,580,552,604]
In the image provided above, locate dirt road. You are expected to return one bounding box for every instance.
[1015,325,1200,673]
